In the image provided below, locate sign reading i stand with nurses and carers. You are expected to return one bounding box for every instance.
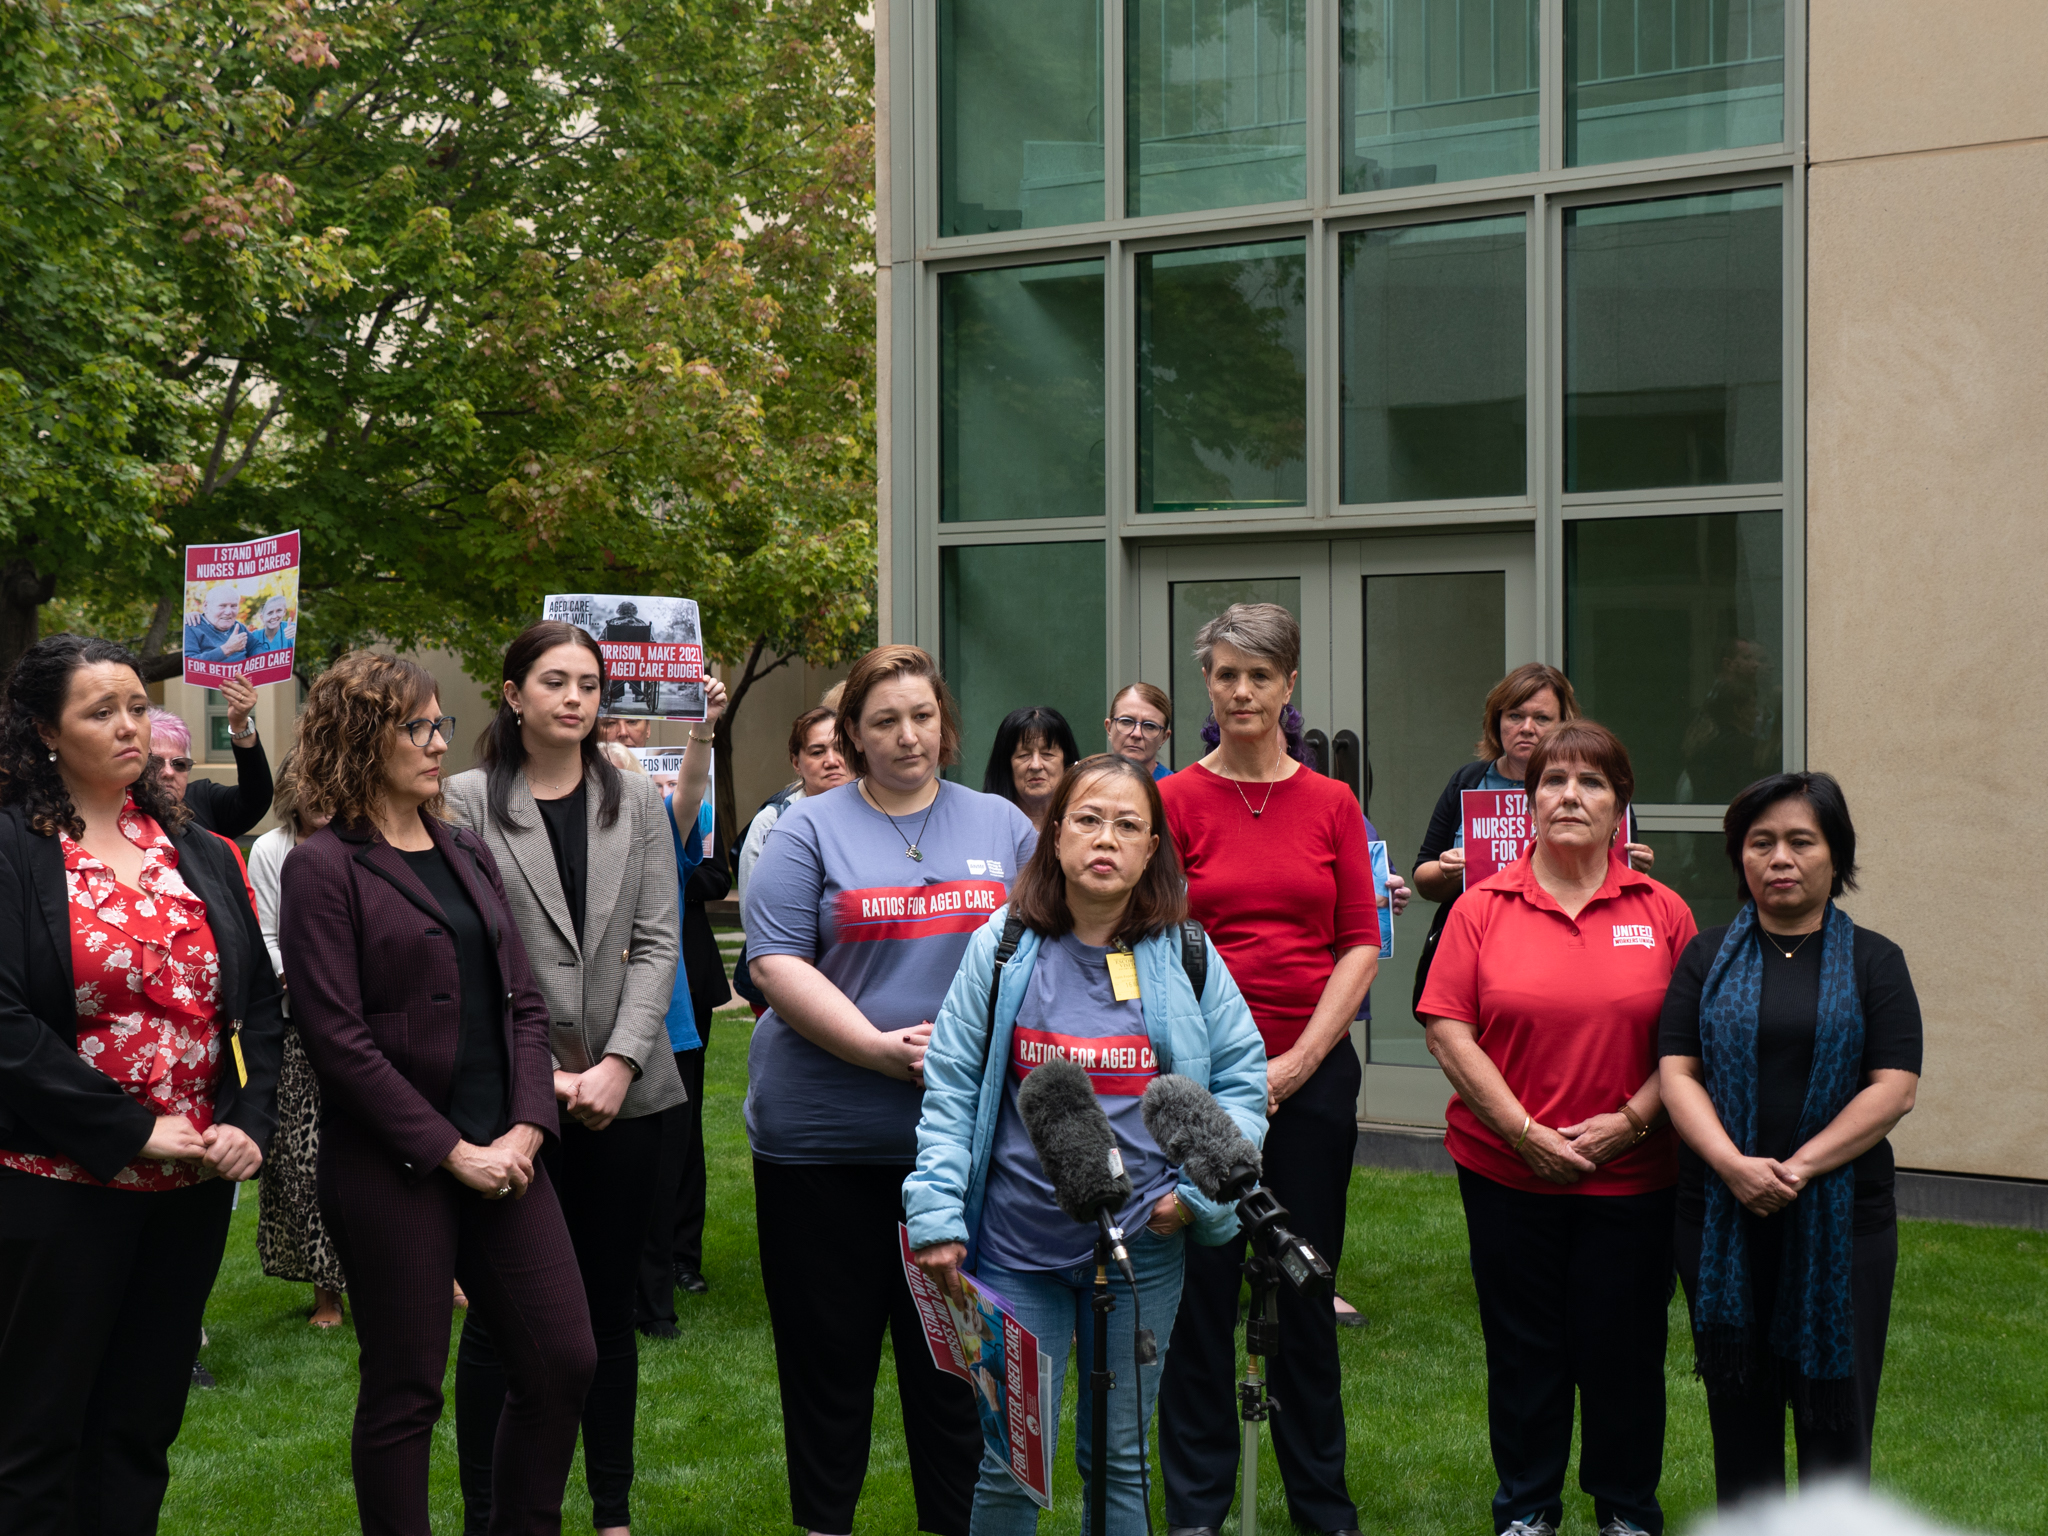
[1460,789,1635,888]
[181,531,301,688]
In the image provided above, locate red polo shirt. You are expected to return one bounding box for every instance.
[1417,856,1695,1196]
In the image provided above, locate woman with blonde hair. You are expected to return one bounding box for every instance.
[280,651,594,1536]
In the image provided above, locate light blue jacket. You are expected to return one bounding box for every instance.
[904,907,1269,1259]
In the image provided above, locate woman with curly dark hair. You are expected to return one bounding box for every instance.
[278,650,595,1536]
[0,633,283,1534]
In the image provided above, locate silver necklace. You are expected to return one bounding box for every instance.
[1230,775,1280,819]
[863,779,939,862]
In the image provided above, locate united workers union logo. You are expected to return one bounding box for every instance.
[1612,924,1655,949]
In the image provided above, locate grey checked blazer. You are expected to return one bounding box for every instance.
[442,765,686,1119]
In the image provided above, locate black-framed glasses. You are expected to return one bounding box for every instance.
[1063,811,1152,842]
[1109,715,1167,738]
[401,715,457,747]
[166,756,195,774]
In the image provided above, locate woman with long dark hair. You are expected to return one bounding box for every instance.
[440,620,687,1536]
[279,651,594,1536]
[0,634,282,1533]
[981,706,1081,834]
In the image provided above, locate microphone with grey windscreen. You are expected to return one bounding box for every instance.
[1139,1073,1263,1203]
[1016,1056,1136,1285]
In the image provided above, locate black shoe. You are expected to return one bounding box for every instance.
[191,1359,216,1389]
[636,1318,679,1340]
[674,1266,709,1295]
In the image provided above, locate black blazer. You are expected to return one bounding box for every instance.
[0,803,285,1183]
[184,738,275,840]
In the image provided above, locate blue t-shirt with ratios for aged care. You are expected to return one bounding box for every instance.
[741,779,1037,1165]
[976,932,1179,1272]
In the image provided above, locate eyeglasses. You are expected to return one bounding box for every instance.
[401,715,457,747]
[166,757,194,774]
[1109,715,1167,738]
[1063,812,1151,842]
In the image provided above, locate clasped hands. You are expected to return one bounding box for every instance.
[141,1115,263,1181]
[1513,1111,1644,1186]
[554,1055,635,1130]
[443,1123,546,1200]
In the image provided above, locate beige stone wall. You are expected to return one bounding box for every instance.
[1807,2,2048,1177]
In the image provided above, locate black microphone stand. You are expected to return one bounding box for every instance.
[1089,1220,1117,1536]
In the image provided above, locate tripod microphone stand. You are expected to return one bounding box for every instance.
[1235,1250,1284,1536]
[1088,1224,1116,1536]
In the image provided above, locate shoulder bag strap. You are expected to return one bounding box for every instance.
[1179,918,1207,1001]
[976,912,1029,1086]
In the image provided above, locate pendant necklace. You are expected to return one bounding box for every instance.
[863,779,939,862]
[1231,775,1279,819]
[1762,926,1817,961]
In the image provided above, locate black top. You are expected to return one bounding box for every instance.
[1659,920,1923,1231]
[182,739,276,840]
[534,783,589,945]
[398,846,510,1145]
[1414,758,1496,872]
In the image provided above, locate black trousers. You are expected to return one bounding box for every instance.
[1458,1167,1676,1536]
[753,1158,980,1536]
[634,1040,708,1327]
[0,1173,234,1535]
[1673,1211,1896,1505]
[457,1114,664,1532]
[1159,1045,1361,1533]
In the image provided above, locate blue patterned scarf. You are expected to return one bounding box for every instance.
[1693,900,1863,1427]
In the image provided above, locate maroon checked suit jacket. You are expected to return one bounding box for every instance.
[278,816,558,1177]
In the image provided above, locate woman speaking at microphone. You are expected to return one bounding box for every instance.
[906,754,1268,1535]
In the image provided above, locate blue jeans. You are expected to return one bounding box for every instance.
[971,1226,1186,1536]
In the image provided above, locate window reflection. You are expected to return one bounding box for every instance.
[1341,0,1540,191]
[1565,510,1782,805]
[1567,0,1785,166]
[940,0,1104,234]
[942,543,1107,776]
[1137,240,1308,513]
[1127,0,1308,217]
[940,261,1105,522]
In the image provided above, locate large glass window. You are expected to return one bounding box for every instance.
[1168,576,1303,769]
[1126,0,1307,218]
[1340,214,1526,504]
[941,261,1105,522]
[940,0,1104,235]
[1137,239,1307,513]
[1568,0,1785,166]
[1341,0,1539,192]
[1565,187,1782,493]
[942,542,1107,779]
[1565,509,1782,806]
[1642,829,1747,931]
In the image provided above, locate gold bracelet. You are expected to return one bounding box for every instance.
[1619,1103,1650,1142]
[688,731,716,744]
[1513,1113,1532,1149]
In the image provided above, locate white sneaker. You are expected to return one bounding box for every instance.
[1598,1521,1651,1536]
[1504,1522,1557,1536]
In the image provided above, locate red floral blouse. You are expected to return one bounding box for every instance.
[0,803,226,1190]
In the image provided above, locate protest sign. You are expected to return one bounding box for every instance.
[1461,790,1634,888]
[632,747,715,859]
[900,1224,1055,1508]
[182,532,300,688]
[542,593,705,720]
[1369,841,1394,958]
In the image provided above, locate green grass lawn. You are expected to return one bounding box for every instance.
[164,1016,2047,1534]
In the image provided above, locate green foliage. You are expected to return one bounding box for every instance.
[2,0,877,681]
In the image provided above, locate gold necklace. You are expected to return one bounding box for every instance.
[1761,925,1819,960]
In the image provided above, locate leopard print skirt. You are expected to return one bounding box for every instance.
[256,1022,347,1292]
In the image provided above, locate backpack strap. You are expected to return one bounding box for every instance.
[976,912,1029,1086]
[1178,919,1207,1002]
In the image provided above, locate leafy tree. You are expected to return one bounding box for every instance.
[4,0,879,839]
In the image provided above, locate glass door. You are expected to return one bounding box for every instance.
[1331,534,1536,1126]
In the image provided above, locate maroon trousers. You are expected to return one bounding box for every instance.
[319,1122,595,1536]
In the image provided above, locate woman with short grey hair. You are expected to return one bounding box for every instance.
[1155,602,1380,1536]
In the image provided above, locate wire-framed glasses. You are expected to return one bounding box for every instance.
[1063,811,1151,842]
[1110,715,1167,738]
[401,715,457,747]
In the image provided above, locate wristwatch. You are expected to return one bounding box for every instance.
[228,723,257,744]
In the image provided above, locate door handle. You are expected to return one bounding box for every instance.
[1333,730,1361,805]
[1302,729,1329,776]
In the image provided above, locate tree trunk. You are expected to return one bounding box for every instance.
[0,558,57,681]
[711,635,798,860]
